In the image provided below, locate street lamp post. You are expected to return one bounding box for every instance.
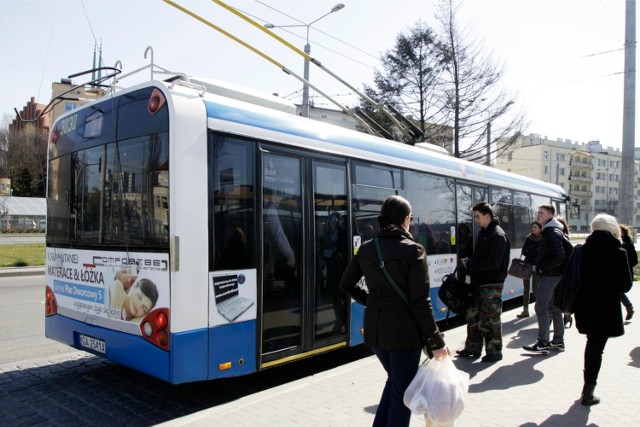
[264,3,345,118]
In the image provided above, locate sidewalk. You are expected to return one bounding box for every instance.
[159,285,640,427]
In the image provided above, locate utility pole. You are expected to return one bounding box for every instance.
[619,0,636,226]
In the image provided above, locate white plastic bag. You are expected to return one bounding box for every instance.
[403,355,469,424]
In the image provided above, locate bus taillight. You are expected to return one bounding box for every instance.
[45,286,58,316]
[148,89,166,115]
[140,308,170,351]
[50,126,58,144]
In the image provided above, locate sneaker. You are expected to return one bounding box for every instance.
[549,340,565,352]
[523,340,550,354]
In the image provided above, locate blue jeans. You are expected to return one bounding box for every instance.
[371,347,422,427]
[535,275,564,343]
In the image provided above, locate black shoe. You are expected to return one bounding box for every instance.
[523,340,550,354]
[516,311,529,318]
[482,353,503,363]
[456,349,480,358]
[564,314,573,329]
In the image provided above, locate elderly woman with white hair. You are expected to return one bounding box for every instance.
[573,213,633,405]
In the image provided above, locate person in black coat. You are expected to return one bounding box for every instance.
[517,221,542,318]
[574,213,633,405]
[619,223,636,320]
[340,195,448,427]
[457,201,511,363]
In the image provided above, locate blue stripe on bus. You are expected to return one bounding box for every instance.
[207,320,257,379]
[203,100,565,198]
[45,314,170,382]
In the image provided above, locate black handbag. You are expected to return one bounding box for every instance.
[508,258,533,280]
[438,267,472,314]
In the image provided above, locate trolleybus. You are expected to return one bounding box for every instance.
[44,71,567,383]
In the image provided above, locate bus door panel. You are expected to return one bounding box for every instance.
[261,153,304,357]
[311,161,348,346]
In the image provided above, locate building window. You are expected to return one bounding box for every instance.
[543,151,549,160]
[543,165,548,174]
[560,168,565,176]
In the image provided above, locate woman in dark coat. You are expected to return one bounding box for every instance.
[517,221,542,318]
[340,195,448,427]
[574,213,633,405]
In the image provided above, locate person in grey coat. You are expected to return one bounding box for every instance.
[574,214,633,405]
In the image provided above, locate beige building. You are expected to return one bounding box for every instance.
[496,134,640,231]
[49,79,105,124]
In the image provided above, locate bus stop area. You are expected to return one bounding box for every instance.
[160,284,640,427]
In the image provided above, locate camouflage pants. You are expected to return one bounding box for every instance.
[464,284,504,355]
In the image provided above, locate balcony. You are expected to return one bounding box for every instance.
[570,163,593,170]
[570,190,593,198]
[569,175,593,183]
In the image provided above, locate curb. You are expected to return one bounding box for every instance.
[0,267,45,277]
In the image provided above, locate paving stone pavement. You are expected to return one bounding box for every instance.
[159,284,640,427]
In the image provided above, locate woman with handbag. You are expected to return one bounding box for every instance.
[518,221,542,318]
[340,195,449,427]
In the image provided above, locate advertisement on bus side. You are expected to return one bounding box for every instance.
[209,269,257,326]
[45,248,170,325]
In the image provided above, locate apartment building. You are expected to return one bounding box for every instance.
[496,133,640,231]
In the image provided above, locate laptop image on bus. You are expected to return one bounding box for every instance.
[213,274,254,322]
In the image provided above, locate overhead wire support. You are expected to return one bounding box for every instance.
[209,0,414,143]
[162,0,380,137]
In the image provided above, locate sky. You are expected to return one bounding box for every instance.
[0,0,635,151]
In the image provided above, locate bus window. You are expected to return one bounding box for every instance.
[513,192,533,248]
[46,155,71,244]
[491,187,513,243]
[69,146,104,243]
[405,171,455,255]
[210,135,255,270]
[103,135,169,246]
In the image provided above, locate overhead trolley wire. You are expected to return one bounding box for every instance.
[162,0,383,137]
[207,0,419,142]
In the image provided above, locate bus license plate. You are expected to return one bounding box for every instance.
[79,334,106,354]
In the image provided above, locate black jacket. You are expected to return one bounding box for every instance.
[339,226,445,351]
[466,218,510,286]
[575,231,633,337]
[521,234,541,264]
[536,218,568,276]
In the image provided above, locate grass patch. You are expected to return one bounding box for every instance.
[0,243,45,267]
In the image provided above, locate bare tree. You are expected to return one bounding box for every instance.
[360,0,526,160]
[356,21,447,144]
[435,0,525,161]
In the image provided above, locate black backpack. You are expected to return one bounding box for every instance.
[438,267,473,314]
[553,243,582,314]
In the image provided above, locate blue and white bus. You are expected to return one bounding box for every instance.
[44,72,567,384]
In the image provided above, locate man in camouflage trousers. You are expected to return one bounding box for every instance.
[456,202,511,363]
